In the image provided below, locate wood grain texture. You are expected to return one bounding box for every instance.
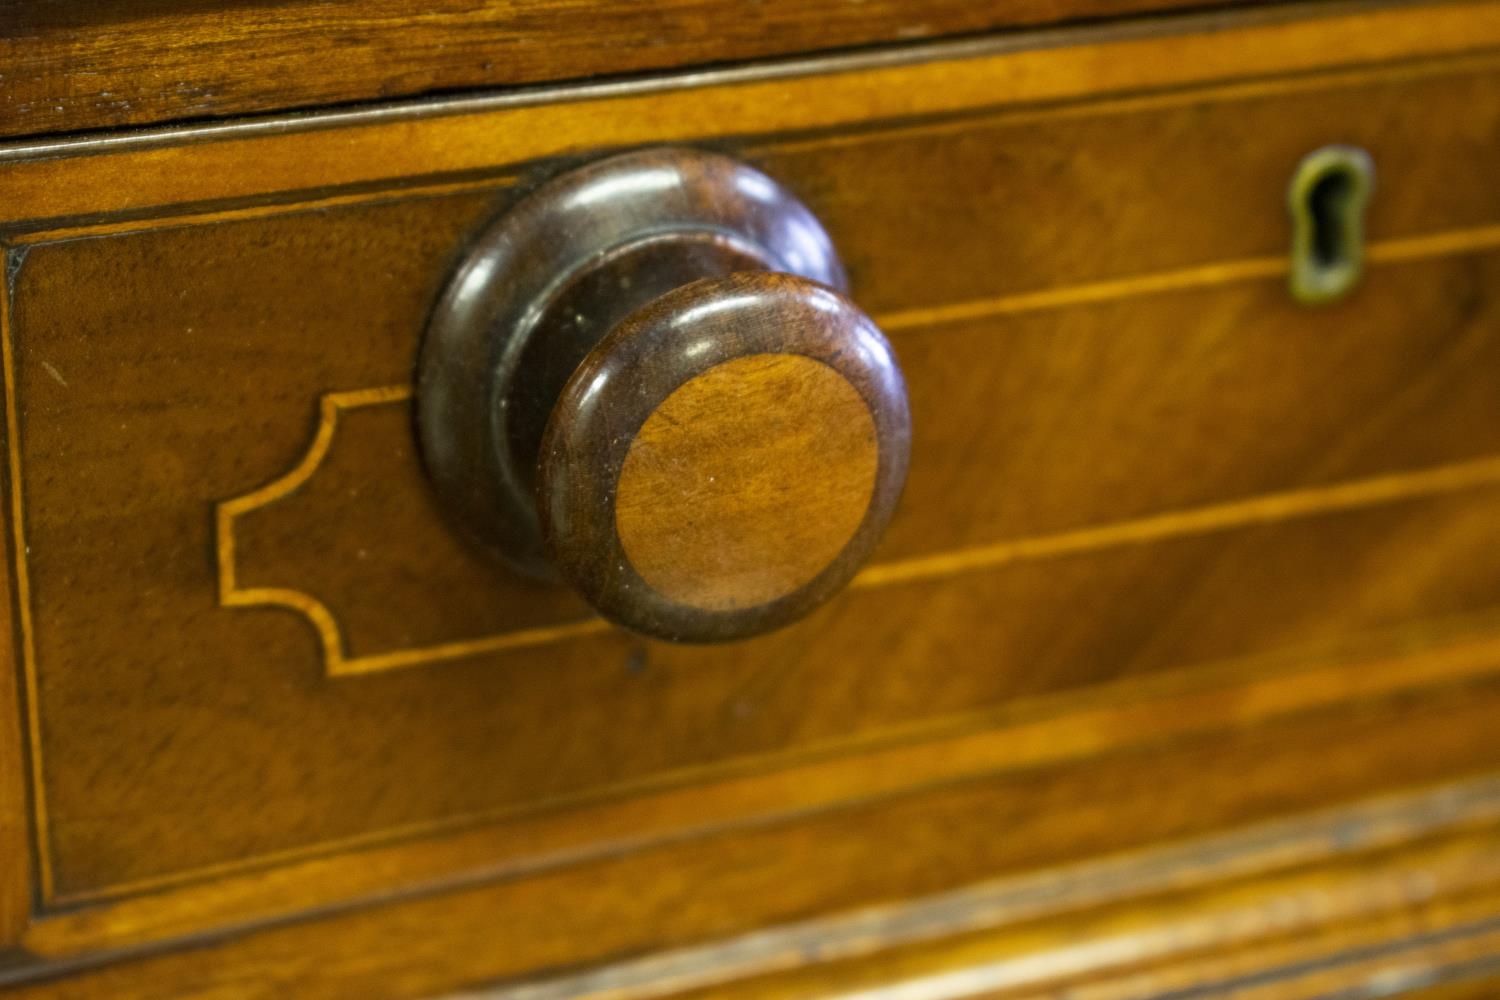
[541,273,909,641]
[452,778,1500,999]
[1,4,1499,997]
[14,623,1500,960]
[6,1,1500,229]
[614,354,879,611]
[9,692,1500,997]
[643,859,1500,1000]
[0,0,1256,141]
[0,276,29,947]
[1401,977,1500,999]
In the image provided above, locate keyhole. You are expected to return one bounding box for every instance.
[1309,170,1354,268]
[1288,146,1375,305]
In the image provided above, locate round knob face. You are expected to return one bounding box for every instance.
[417,147,910,644]
[539,272,910,642]
[616,353,877,611]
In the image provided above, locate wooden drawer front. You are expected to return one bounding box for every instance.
[5,2,1500,989]
[0,0,1237,140]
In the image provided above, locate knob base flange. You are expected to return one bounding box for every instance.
[416,149,848,579]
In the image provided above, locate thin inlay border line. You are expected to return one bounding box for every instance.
[9,45,1500,248]
[5,0,1500,230]
[0,249,51,911]
[0,252,38,942]
[0,0,1424,163]
[220,442,1500,676]
[208,218,1500,676]
[28,634,1500,940]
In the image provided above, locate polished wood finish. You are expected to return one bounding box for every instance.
[416,147,850,581]
[0,0,1251,140]
[0,409,26,948]
[2,2,1500,997]
[615,355,877,610]
[541,272,909,641]
[477,775,1500,999]
[6,2,1499,226]
[9,697,1500,997]
[417,148,907,640]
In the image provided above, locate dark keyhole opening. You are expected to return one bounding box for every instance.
[1307,167,1356,270]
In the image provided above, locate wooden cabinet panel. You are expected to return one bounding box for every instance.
[0,0,1257,140]
[8,30,1500,904]
[3,3,1500,996]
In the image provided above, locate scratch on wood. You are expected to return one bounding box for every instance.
[39,361,66,388]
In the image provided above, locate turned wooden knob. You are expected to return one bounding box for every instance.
[541,271,907,640]
[418,149,910,642]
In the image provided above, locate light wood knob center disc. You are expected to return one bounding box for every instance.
[615,353,880,612]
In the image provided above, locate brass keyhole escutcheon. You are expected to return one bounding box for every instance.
[1288,145,1375,305]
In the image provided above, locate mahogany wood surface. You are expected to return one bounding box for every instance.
[0,0,1257,141]
[465,776,1500,999]
[2,2,1500,997]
